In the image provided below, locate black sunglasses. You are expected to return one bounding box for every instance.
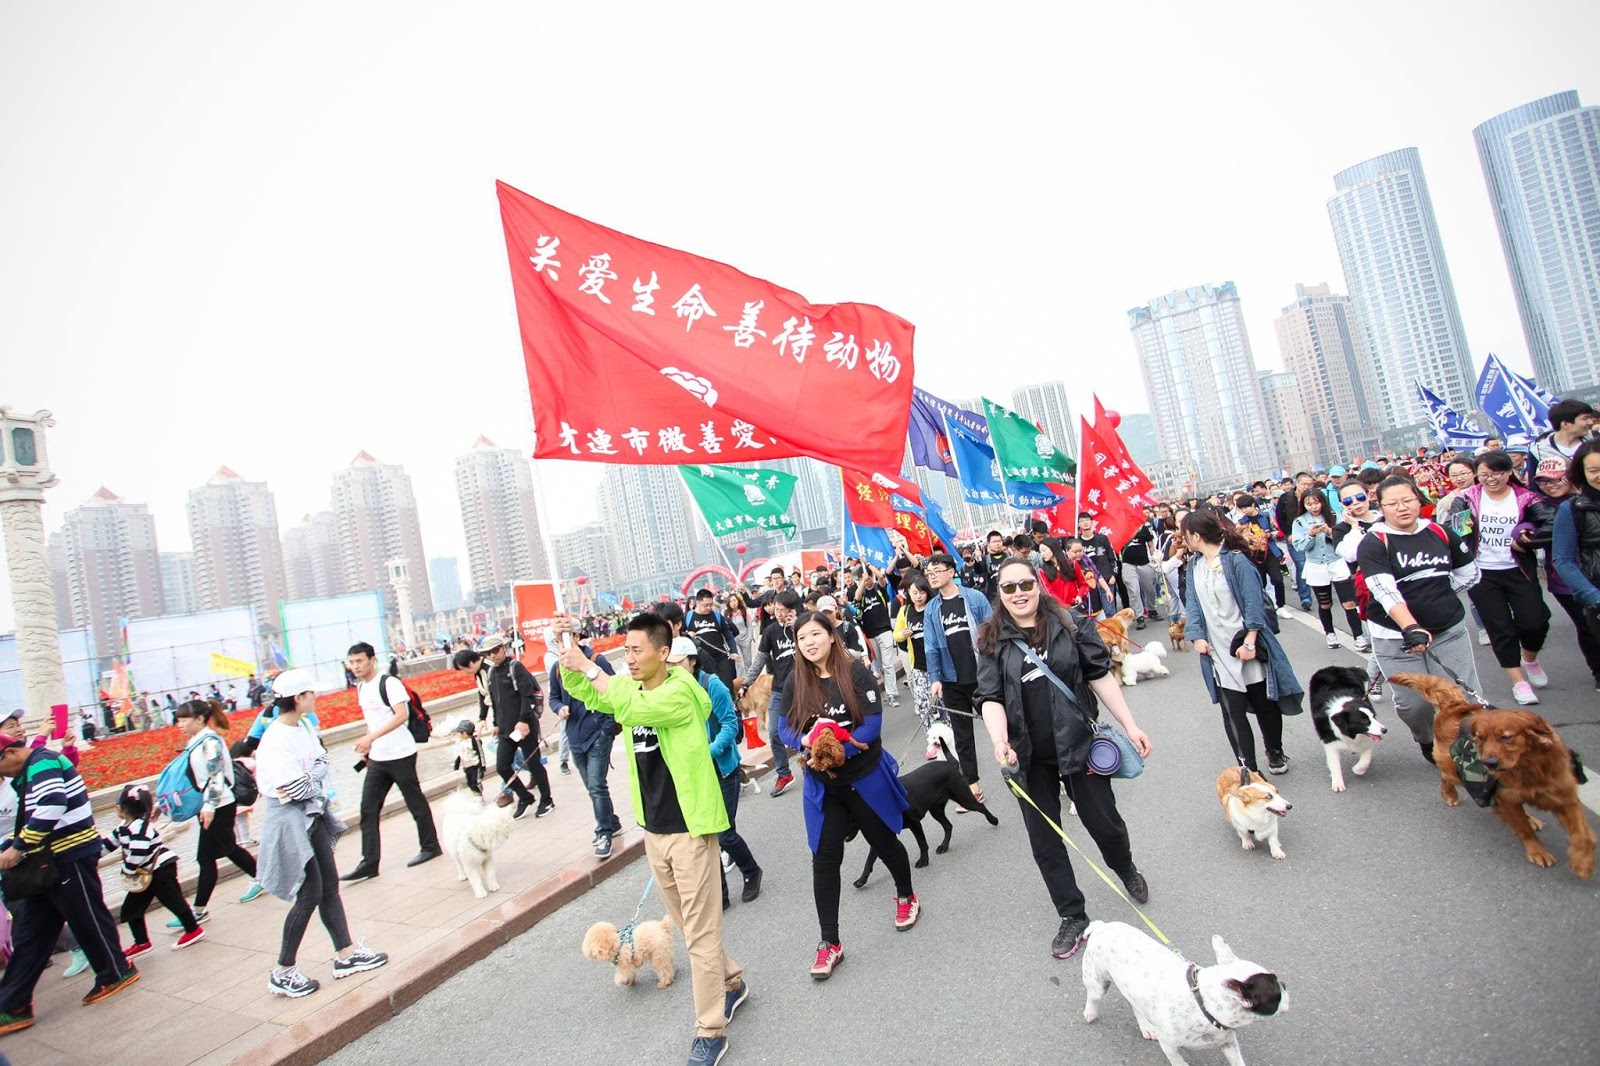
[998,579,1038,594]
[1340,493,1367,504]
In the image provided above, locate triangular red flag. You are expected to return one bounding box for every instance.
[1076,416,1153,551]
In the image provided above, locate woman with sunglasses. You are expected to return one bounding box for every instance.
[1291,490,1365,649]
[1460,450,1555,705]
[777,611,917,979]
[975,559,1152,961]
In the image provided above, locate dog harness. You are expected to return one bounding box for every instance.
[611,874,656,965]
[1186,964,1232,1031]
[1449,714,1500,809]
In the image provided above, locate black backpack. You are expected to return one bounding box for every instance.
[378,676,433,743]
[230,761,260,808]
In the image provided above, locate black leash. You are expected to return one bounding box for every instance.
[1420,647,1488,705]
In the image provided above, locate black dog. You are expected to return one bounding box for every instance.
[854,739,998,888]
[1308,665,1389,793]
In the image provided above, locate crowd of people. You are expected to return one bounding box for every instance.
[0,398,1595,1065]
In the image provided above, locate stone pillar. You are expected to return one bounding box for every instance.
[388,557,415,653]
[0,408,68,737]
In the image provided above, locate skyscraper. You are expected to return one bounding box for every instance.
[186,467,287,629]
[330,451,433,617]
[1127,283,1274,488]
[1117,413,1160,469]
[160,552,198,615]
[1327,148,1474,432]
[1011,382,1077,458]
[428,556,464,612]
[281,511,342,601]
[1474,91,1600,391]
[55,488,164,663]
[599,465,699,597]
[553,521,619,591]
[453,437,550,603]
[1273,283,1383,462]
[1257,370,1317,474]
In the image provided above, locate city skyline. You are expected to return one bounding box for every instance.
[4,5,1599,631]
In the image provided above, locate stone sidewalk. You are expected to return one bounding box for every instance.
[4,730,652,1066]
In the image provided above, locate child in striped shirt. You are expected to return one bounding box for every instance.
[105,785,205,956]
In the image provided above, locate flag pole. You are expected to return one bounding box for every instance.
[691,502,742,587]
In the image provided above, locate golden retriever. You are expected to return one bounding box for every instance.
[1391,673,1594,879]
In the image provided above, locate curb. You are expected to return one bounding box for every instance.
[235,831,648,1066]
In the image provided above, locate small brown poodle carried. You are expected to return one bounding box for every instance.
[805,722,868,778]
[582,914,676,987]
[1391,672,1594,880]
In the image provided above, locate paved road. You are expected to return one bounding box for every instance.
[332,609,1599,1066]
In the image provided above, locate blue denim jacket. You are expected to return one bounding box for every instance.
[1184,549,1304,710]
[922,585,993,683]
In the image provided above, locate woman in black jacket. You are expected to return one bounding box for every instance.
[976,558,1154,961]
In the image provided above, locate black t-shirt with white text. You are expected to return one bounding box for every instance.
[1355,521,1474,635]
[1020,659,1056,764]
[686,610,732,664]
[938,595,978,685]
[789,659,884,784]
[1080,533,1118,582]
[856,586,893,637]
[758,621,798,689]
[631,724,687,834]
[903,605,926,665]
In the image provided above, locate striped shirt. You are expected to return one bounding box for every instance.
[103,816,177,874]
[14,748,101,863]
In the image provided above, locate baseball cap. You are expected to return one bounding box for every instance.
[816,596,839,611]
[666,636,696,664]
[1329,465,1347,477]
[477,634,507,653]
[0,733,24,753]
[1534,457,1567,483]
[272,668,317,698]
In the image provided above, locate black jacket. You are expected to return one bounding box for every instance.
[486,658,542,736]
[975,607,1113,776]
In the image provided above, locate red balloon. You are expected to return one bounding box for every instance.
[575,576,588,585]
[734,543,748,555]
[1105,410,1122,429]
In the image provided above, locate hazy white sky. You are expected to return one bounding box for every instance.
[3,1,1598,631]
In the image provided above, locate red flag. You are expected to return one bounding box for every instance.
[498,182,915,472]
[1076,416,1154,550]
[1030,497,1076,537]
[840,468,923,528]
[891,509,935,555]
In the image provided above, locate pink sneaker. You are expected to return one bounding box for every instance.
[810,941,843,979]
[894,894,921,930]
[1512,681,1539,705]
[1523,661,1548,688]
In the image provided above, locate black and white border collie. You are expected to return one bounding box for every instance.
[1308,666,1388,792]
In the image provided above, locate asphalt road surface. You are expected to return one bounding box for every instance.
[332,606,1599,1066]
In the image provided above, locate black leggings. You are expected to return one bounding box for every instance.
[121,862,198,942]
[1554,592,1600,684]
[1255,554,1285,608]
[278,817,352,968]
[1312,579,1364,638]
[814,784,912,944]
[194,803,257,907]
[1469,567,1551,669]
[1015,759,1133,922]
[1218,681,1283,773]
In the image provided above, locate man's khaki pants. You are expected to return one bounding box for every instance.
[644,830,743,1038]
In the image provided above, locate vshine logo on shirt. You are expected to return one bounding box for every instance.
[632,726,661,755]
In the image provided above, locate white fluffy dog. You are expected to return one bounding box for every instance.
[441,790,514,898]
[1120,641,1169,686]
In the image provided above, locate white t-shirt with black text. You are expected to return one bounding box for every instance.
[1475,490,1519,571]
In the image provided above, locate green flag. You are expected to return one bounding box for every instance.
[981,397,1077,485]
[679,464,801,540]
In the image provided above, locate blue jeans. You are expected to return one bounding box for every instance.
[1286,543,1311,607]
[573,732,621,837]
[718,770,759,904]
[768,686,792,779]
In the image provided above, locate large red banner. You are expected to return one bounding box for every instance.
[840,467,923,528]
[498,182,916,474]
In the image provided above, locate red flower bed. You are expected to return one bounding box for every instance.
[75,669,475,792]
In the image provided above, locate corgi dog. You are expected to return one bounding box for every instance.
[1216,768,1292,860]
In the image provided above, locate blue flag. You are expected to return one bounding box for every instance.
[269,642,289,669]
[842,512,895,568]
[942,413,1064,510]
[1475,353,1550,447]
[909,387,987,476]
[1415,383,1489,450]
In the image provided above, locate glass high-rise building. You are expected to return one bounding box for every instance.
[1273,283,1383,463]
[1327,148,1474,433]
[1127,282,1273,490]
[1474,91,1600,392]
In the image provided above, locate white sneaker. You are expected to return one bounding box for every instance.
[1325,633,1340,648]
[1353,635,1371,653]
[1512,682,1539,705]
[1478,630,1491,646]
[1523,660,1548,688]
[1276,606,1293,618]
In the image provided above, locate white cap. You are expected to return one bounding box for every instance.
[666,636,697,664]
[816,596,839,611]
[272,668,317,698]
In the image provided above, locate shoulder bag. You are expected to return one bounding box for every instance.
[2,761,60,900]
[1009,637,1144,780]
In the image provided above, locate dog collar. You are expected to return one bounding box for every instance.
[1187,964,1232,1031]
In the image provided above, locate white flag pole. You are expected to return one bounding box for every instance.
[526,450,574,649]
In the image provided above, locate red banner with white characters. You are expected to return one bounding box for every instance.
[1076,414,1154,551]
[890,509,935,555]
[840,467,923,528]
[497,182,916,473]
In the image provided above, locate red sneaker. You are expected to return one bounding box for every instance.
[173,927,206,950]
[894,894,921,930]
[809,941,843,979]
[124,941,153,961]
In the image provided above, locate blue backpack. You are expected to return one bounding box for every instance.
[154,734,209,821]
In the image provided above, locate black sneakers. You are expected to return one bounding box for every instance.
[339,863,378,883]
[741,868,763,903]
[1118,868,1150,905]
[332,942,389,978]
[1052,916,1090,959]
[535,798,556,818]
[513,797,533,819]
[1266,751,1290,775]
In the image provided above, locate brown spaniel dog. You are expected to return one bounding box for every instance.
[1391,673,1594,880]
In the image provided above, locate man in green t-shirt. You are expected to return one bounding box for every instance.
[556,613,747,1066]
